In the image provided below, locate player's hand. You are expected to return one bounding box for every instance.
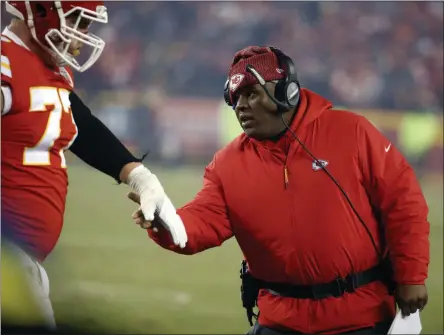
[128,192,154,230]
[128,192,179,237]
[128,192,159,232]
[127,166,188,248]
[395,284,428,317]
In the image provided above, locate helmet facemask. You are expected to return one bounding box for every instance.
[26,2,108,72]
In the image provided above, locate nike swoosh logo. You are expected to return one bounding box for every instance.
[385,144,392,152]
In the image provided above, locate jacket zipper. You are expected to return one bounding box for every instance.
[283,134,291,189]
[284,153,289,189]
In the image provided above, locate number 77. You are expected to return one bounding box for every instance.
[23,87,77,168]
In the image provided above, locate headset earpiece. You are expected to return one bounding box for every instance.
[224,78,237,110]
[269,47,300,111]
[286,81,299,107]
[224,79,231,106]
[274,79,287,106]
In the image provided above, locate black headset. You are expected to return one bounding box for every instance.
[224,47,300,112]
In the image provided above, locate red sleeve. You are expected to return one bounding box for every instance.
[1,45,13,87]
[148,155,233,254]
[1,45,13,115]
[357,116,430,285]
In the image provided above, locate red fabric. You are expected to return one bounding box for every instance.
[227,46,285,102]
[1,35,78,262]
[148,89,429,334]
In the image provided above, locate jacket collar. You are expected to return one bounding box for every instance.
[248,88,333,154]
[2,27,30,50]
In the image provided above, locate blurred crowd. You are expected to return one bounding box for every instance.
[1,2,442,112]
[79,1,442,112]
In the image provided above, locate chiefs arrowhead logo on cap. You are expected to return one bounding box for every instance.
[230,74,245,92]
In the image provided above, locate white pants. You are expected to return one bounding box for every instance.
[10,244,56,330]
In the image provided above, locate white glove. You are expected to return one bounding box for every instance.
[127,165,188,248]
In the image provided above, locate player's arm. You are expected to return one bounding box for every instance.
[70,92,188,247]
[357,116,430,284]
[69,91,144,183]
[1,85,12,116]
[137,155,233,255]
[1,50,13,116]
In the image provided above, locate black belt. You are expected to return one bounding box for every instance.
[240,259,394,325]
[255,263,387,300]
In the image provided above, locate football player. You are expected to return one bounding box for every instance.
[1,1,187,330]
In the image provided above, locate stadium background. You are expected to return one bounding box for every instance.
[1,2,443,334]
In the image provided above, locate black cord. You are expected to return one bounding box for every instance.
[280,114,383,262]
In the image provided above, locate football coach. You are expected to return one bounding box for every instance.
[128,46,430,334]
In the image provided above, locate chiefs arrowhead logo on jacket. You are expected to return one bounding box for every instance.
[230,74,245,92]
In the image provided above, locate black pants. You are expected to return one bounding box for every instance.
[246,320,392,335]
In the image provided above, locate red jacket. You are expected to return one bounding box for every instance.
[148,89,430,334]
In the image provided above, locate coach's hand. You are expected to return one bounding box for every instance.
[395,284,428,317]
[128,192,154,230]
[126,166,188,248]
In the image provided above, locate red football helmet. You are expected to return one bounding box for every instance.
[5,1,108,72]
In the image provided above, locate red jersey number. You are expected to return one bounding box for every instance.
[23,87,76,168]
